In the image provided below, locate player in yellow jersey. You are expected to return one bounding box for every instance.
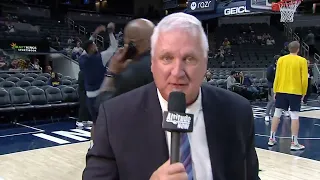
[268,41,308,151]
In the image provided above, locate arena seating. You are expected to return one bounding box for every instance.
[20,16,82,50]
[0,72,79,123]
[73,20,125,46]
[294,26,320,51]
[0,14,41,42]
[209,23,287,68]
[207,69,268,100]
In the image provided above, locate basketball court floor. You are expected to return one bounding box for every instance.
[0,101,320,180]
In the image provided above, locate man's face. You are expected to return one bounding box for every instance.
[89,43,98,54]
[151,29,207,105]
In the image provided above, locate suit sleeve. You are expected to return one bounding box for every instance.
[245,105,260,180]
[301,59,309,95]
[82,103,119,180]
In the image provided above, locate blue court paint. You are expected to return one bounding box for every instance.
[1,104,320,161]
[0,121,90,155]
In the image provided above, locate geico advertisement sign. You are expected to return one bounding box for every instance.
[224,6,250,16]
[190,1,212,10]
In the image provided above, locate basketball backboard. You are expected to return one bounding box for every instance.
[246,0,281,12]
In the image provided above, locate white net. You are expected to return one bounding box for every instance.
[279,0,301,22]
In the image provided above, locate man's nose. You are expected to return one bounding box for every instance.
[171,59,186,78]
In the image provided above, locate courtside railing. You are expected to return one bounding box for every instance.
[301,42,309,59]
[65,17,104,49]
[284,23,310,59]
[211,68,266,79]
[313,53,320,85]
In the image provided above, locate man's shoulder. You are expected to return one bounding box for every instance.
[202,84,250,108]
[298,56,307,62]
[78,54,87,65]
[101,83,152,112]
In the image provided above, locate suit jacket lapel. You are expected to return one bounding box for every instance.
[202,85,226,180]
[142,83,169,168]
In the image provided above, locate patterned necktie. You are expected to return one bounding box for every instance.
[180,133,193,180]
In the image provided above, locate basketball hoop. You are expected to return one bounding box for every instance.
[272,0,302,22]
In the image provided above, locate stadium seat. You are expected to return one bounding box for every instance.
[0,88,15,114]
[260,78,268,88]
[40,73,51,79]
[28,88,51,109]
[62,76,73,81]
[0,81,16,91]
[0,77,4,83]
[35,76,48,82]
[208,80,217,86]
[41,85,51,91]
[25,86,37,91]
[31,80,46,87]
[6,77,20,83]
[216,79,225,88]
[57,85,68,89]
[57,73,63,78]
[11,73,25,79]
[9,87,33,111]
[60,86,79,107]
[16,81,31,89]
[21,76,35,83]
[71,79,78,84]
[26,73,38,79]
[45,87,68,108]
[61,79,72,85]
[0,73,10,79]
[70,84,78,90]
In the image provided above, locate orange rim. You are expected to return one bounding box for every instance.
[271,0,302,12]
[272,2,280,12]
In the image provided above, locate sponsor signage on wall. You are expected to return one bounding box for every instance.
[188,0,215,13]
[11,43,38,52]
[224,6,250,15]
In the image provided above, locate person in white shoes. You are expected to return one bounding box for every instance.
[268,41,308,151]
[265,55,279,121]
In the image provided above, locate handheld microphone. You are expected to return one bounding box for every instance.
[162,91,194,164]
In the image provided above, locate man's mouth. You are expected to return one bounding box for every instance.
[170,83,188,88]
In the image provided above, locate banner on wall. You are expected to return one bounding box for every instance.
[10,43,38,52]
[185,0,257,20]
[187,0,216,13]
[0,39,49,53]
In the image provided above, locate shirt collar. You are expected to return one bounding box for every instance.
[157,88,202,116]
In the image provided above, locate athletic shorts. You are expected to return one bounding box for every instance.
[275,93,302,112]
[86,97,98,123]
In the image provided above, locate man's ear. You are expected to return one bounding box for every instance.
[150,58,154,73]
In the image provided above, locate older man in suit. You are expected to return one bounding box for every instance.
[83,13,259,180]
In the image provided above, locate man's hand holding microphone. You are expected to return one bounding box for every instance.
[150,160,187,180]
[150,91,194,180]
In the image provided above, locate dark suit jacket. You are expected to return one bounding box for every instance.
[83,83,259,180]
[95,51,153,108]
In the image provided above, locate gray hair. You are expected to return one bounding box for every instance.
[288,41,300,53]
[150,12,209,58]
